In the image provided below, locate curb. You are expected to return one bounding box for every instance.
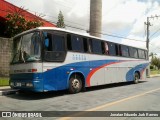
[0,89,19,96]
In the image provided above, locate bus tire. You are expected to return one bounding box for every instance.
[68,75,82,94]
[133,72,140,84]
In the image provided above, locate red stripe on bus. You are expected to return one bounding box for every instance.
[86,61,122,87]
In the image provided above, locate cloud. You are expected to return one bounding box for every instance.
[102,0,146,32]
[5,0,160,55]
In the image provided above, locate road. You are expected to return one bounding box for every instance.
[0,77,160,120]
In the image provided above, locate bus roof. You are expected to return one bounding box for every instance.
[13,27,147,50]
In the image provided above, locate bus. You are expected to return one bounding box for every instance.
[9,27,149,94]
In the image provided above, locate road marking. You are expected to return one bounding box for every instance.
[58,87,160,120]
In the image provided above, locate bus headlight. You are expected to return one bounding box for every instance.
[26,83,33,87]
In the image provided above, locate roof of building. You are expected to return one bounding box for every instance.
[0,0,56,27]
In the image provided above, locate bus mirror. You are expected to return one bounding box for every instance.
[45,38,49,47]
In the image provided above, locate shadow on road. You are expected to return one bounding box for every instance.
[85,81,147,92]
[5,81,147,100]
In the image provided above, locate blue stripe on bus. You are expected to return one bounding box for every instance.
[126,63,149,81]
[43,60,118,91]
[10,60,149,92]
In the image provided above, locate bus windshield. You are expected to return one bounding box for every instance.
[12,32,41,63]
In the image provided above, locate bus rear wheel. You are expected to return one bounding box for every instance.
[133,72,140,84]
[69,75,82,94]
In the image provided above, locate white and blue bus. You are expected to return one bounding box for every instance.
[10,27,149,93]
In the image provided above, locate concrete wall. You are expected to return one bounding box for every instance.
[0,37,12,77]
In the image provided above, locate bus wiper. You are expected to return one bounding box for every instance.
[18,49,25,63]
[21,50,25,63]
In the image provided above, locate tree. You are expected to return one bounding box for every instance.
[151,56,160,70]
[149,52,157,59]
[56,11,65,28]
[5,12,43,37]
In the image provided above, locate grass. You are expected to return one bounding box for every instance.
[0,77,9,86]
[150,69,160,75]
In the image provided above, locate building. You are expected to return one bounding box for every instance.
[0,0,56,37]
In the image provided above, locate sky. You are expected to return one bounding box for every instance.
[6,0,160,56]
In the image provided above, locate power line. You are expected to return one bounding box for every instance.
[150,27,160,39]
[47,18,145,42]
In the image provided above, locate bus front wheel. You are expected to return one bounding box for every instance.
[68,75,82,94]
[133,72,140,84]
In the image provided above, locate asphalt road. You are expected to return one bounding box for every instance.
[0,77,160,120]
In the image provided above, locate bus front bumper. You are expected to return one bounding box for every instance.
[9,80,44,92]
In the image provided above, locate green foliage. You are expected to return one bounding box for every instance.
[5,13,43,37]
[56,11,65,28]
[150,65,154,70]
[151,56,160,70]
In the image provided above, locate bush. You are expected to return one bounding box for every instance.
[150,65,154,70]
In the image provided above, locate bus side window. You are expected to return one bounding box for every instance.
[71,35,84,52]
[45,33,52,51]
[121,45,129,57]
[90,39,102,54]
[108,42,116,56]
[129,47,138,58]
[138,49,146,59]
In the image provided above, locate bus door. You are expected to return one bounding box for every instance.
[42,31,67,91]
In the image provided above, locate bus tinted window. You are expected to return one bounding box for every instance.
[121,45,129,57]
[108,43,116,56]
[90,39,102,54]
[129,47,138,58]
[46,34,65,51]
[53,35,65,51]
[71,35,84,52]
[138,49,146,59]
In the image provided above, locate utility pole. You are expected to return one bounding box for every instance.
[145,15,160,77]
[145,17,151,51]
[145,15,160,52]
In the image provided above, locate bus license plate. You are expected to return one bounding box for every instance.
[16,83,21,87]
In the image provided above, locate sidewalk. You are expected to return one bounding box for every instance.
[0,86,18,96]
[149,74,160,78]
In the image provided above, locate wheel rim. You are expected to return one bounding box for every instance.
[71,79,80,89]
